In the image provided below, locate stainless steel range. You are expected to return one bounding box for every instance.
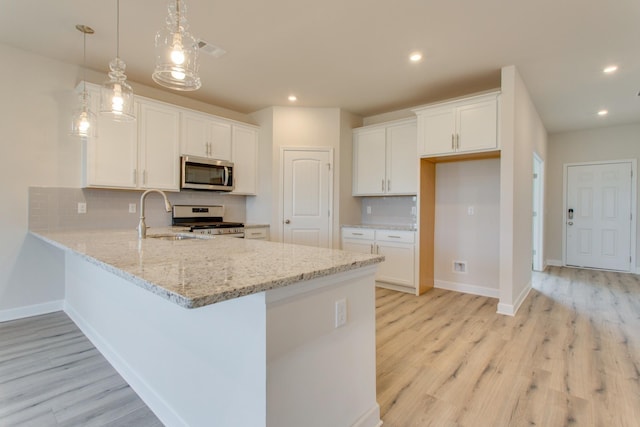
[172,205,244,237]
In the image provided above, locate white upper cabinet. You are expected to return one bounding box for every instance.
[137,98,180,191]
[83,85,138,189]
[180,111,232,160]
[353,118,417,196]
[231,124,258,195]
[414,92,499,157]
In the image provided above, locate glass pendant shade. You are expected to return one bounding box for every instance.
[100,57,135,121]
[71,90,97,137]
[152,0,201,91]
[70,24,97,138]
[101,0,135,121]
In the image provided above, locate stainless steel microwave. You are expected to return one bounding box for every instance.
[180,156,235,191]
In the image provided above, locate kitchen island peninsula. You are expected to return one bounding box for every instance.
[32,229,384,427]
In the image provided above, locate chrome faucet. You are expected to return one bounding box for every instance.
[137,189,172,239]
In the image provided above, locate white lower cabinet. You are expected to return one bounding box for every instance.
[342,227,416,293]
[244,226,269,240]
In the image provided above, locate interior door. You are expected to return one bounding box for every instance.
[566,162,632,271]
[283,149,332,248]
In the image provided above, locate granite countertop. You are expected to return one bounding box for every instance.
[342,224,417,231]
[31,228,383,309]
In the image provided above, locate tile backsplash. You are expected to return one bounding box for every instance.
[360,196,416,227]
[29,187,246,232]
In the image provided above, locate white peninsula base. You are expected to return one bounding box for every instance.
[63,251,381,427]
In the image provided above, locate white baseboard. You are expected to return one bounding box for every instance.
[496,281,532,316]
[546,259,563,267]
[434,280,499,298]
[64,303,187,427]
[0,300,64,322]
[352,403,382,427]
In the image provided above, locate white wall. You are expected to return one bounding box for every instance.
[250,107,361,248]
[0,43,255,316]
[498,65,548,315]
[545,123,640,266]
[435,159,500,297]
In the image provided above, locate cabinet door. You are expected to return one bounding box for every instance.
[342,239,374,254]
[83,87,138,188]
[181,112,210,157]
[456,98,497,153]
[375,241,415,288]
[353,128,387,195]
[209,120,232,161]
[181,112,231,160]
[231,125,258,195]
[419,106,455,156]
[138,100,180,190]
[386,121,417,195]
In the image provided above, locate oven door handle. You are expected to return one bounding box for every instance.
[223,166,230,186]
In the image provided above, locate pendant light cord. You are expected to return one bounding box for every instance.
[82,31,87,93]
[176,0,181,34]
[116,0,120,58]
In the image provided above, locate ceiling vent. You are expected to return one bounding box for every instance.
[197,40,226,58]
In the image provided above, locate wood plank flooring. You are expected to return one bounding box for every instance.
[377,266,640,426]
[0,311,162,427]
[2,266,638,426]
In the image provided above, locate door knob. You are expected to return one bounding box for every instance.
[568,221,573,226]
[284,219,291,224]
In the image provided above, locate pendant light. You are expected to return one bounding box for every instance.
[152,0,201,91]
[100,0,135,121]
[71,25,97,138]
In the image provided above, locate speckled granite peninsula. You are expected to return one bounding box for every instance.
[31,229,383,308]
[31,228,385,427]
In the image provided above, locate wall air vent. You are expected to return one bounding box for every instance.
[197,40,226,58]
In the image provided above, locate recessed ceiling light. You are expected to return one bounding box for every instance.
[597,109,608,116]
[288,95,297,102]
[409,52,423,62]
[603,65,618,74]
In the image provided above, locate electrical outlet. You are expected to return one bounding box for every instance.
[77,202,87,214]
[335,299,347,328]
[467,206,475,216]
[453,261,467,273]
[129,203,137,214]
[366,206,372,215]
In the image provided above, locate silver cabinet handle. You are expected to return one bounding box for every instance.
[143,170,147,185]
[133,169,137,184]
[388,235,401,239]
[381,179,385,192]
[375,244,379,254]
[352,232,363,236]
[370,244,374,254]
[451,134,455,150]
[456,134,460,150]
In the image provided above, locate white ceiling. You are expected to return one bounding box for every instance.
[1,0,639,133]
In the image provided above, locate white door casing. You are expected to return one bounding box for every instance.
[564,161,635,271]
[532,154,544,272]
[282,148,333,248]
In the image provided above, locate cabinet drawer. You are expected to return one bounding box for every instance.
[244,228,268,240]
[375,230,415,244]
[342,228,375,240]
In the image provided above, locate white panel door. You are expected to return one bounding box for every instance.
[566,162,632,271]
[283,150,332,248]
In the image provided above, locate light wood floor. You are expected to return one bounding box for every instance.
[2,267,638,426]
[0,311,162,427]
[377,266,640,426]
